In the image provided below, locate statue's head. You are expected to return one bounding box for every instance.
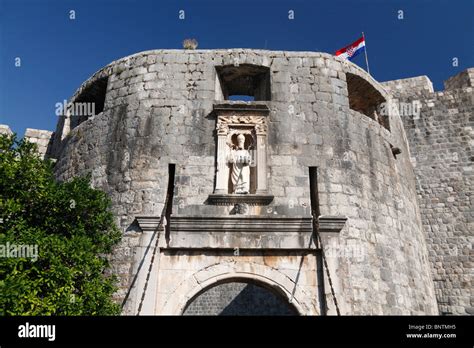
[237,133,245,149]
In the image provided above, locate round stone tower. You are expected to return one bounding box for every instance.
[50,49,438,315]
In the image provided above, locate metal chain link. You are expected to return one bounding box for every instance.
[136,192,170,315]
[314,216,341,316]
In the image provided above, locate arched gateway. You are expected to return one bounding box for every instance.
[182,279,298,315]
[158,261,316,315]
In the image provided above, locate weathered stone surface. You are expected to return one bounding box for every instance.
[11,49,471,316]
[443,68,474,90]
[0,124,54,159]
[382,73,473,315]
[24,128,54,159]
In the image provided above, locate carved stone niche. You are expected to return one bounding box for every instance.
[208,103,273,206]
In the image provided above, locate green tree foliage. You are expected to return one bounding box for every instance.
[0,134,121,315]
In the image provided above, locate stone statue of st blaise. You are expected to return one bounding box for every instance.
[228,133,251,194]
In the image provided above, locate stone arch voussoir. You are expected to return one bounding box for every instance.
[159,261,318,315]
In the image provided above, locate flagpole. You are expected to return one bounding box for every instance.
[362,32,370,75]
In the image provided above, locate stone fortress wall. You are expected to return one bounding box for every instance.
[2,49,471,315]
[381,69,473,315]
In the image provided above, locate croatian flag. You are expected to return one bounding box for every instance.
[335,36,366,60]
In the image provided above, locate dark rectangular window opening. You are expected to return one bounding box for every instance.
[346,73,390,131]
[165,163,176,241]
[70,76,108,129]
[216,64,271,101]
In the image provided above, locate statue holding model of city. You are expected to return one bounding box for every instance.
[228,133,252,194]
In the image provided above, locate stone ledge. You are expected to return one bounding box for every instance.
[213,102,270,113]
[206,194,274,206]
[170,215,312,233]
[318,216,348,233]
[135,215,347,234]
[167,215,314,249]
[135,216,162,232]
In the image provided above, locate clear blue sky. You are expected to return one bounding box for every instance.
[1,0,472,136]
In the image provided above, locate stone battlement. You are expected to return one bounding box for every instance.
[0,125,53,159]
[444,68,474,90]
[381,75,434,96]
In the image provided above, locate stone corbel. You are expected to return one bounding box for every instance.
[318,216,347,233]
[135,216,162,232]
